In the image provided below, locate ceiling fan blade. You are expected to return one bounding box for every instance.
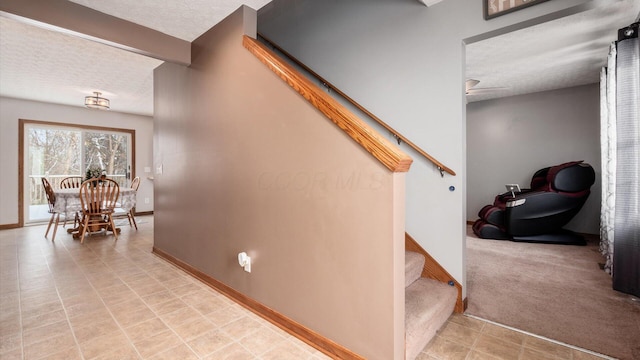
[465,79,480,92]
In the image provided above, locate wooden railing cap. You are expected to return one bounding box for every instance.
[243,35,412,173]
[256,33,455,177]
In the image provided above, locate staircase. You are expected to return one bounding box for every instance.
[405,251,458,360]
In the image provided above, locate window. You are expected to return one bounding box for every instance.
[22,120,134,223]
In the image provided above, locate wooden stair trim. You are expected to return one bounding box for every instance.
[405,232,466,313]
[257,33,455,176]
[152,247,365,360]
[242,35,412,173]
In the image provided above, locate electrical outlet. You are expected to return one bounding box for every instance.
[238,252,251,273]
[144,197,150,204]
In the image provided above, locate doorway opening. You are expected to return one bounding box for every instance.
[20,119,135,225]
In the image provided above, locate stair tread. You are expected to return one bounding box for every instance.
[405,251,425,288]
[405,277,457,360]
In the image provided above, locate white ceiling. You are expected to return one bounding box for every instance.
[66,0,271,42]
[0,17,163,115]
[466,0,640,102]
[0,0,271,116]
[0,0,638,115]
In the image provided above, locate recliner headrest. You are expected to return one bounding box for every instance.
[530,167,550,189]
[547,161,596,192]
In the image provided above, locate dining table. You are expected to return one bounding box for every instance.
[53,187,137,239]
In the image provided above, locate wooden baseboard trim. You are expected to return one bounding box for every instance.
[134,211,153,216]
[405,233,467,313]
[152,247,364,360]
[0,223,20,230]
[466,220,475,225]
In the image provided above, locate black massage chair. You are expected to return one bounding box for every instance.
[472,161,596,245]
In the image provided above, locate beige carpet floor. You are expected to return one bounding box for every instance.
[466,227,640,360]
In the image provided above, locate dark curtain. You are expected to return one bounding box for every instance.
[612,24,640,297]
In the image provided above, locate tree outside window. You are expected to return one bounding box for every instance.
[26,124,131,219]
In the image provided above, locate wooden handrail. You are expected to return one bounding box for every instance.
[243,35,412,173]
[257,33,455,176]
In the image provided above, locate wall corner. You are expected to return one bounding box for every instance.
[393,172,407,359]
[242,5,257,38]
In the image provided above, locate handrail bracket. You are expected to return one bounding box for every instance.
[392,134,402,145]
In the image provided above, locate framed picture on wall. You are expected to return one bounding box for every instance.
[484,0,550,20]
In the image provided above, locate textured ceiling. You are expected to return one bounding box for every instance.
[466,0,640,102]
[0,1,638,114]
[0,1,271,116]
[0,16,162,115]
[67,0,272,42]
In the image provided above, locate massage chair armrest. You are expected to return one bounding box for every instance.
[495,188,533,204]
[505,190,569,210]
[505,190,590,236]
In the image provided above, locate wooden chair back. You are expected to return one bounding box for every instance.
[60,176,84,189]
[79,178,120,216]
[130,176,141,191]
[78,178,120,243]
[42,177,65,241]
[41,177,56,212]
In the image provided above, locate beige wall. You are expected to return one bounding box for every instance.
[153,7,405,359]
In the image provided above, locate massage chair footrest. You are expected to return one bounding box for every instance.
[472,220,510,240]
[478,205,505,227]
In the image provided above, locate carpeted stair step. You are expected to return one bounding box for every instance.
[405,277,457,360]
[405,251,425,288]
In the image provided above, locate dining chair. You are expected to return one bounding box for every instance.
[127,176,141,230]
[60,176,84,189]
[113,176,141,230]
[42,177,62,241]
[59,176,84,227]
[78,178,120,244]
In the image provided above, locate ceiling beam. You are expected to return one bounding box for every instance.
[0,0,191,65]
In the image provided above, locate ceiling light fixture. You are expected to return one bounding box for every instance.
[84,91,110,110]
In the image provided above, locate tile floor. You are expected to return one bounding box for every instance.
[0,216,609,360]
[419,314,609,360]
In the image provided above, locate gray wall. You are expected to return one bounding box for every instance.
[467,84,601,234]
[258,0,594,292]
[153,7,405,359]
